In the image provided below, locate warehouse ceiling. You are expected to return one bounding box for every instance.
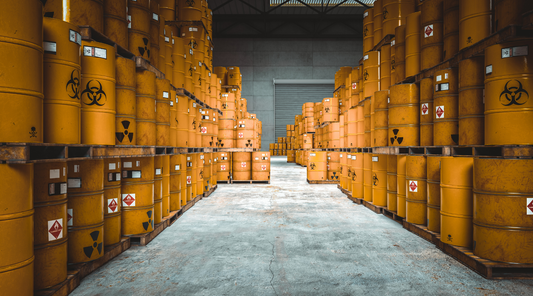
[210,0,376,38]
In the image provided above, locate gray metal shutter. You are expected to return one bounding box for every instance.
[274,84,334,140]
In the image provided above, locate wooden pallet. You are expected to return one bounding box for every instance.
[203,185,217,197]
[382,208,404,224]
[362,200,385,214]
[231,180,270,184]
[216,180,231,184]
[307,179,339,184]
[217,148,255,152]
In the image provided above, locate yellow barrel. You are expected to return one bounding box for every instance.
[484,40,533,145]
[196,153,205,196]
[80,40,116,145]
[397,155,407,218]
[159,19,166,76]
[374,90,388,147]
[178,0,202,21]
[363,8,374,53]
[302,102,314,118]
[363,52,379,99]
[219,119,235,148]
[136,70,156,145]
[459,0,491,50]
[176,95,189,147]
[233,152,252,181]
[200,108,213,147]
[104,0,128,49]
[214,67,228,85]
[370,95,375,148]
[128,0,151,59]
[154,156,163,225]
[203,153,212,191]
[420,77,434,146]
[394,25,406,82]
[387,155,398,211]
[162,155,171,218]
[380,44,391,90]
[121,157,154,236]
[351,153,364,199]
[363,153,373,202]
[345,153,353,193]
[420,0,443,70]
[346,108,357,148]
[33,162,67,290]
[156,78,171,146]
[169,90,177,146]
[103,159,122,247]
[389,83,419,146]
[288,150,295,163]
[391,39,397,85]
[115,57,137,145]
[159,0,176,21]
[186,154,195,202]
[405,11,421,77]
[236,119,255,148]
[169,155,182,211]
[494,0,533,31]
[307,152,327,181]
[327,152,340,181]
[43,18,81,144]
[178,154,187,206]
[372,154,387,207]
[373,0,383,46]
[364,99,371,147]
[166,33,174,85]
[172,37,186,89]
[0,164,34,295]
[252,152,271,181]
[340,153,347,190]
[443,0,459,60]
[458,57,484,145]
[433,68,459,145]
[217,152,231,182]
[382,0,415,36]
[474,158,533,263]
[440,157,473,247]
[427,156,440,233]
[356,106,365,147]
[61,0,104,32]
[406,155,427,225]
[149,0,160,67]
[322,97,339,122]
[67,159,104,263]
[228,67,241,86]
[0,1,43,143]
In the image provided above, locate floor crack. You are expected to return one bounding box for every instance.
[268,242,278,296]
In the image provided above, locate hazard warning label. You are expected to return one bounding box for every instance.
[187,176,192,184]
[201,127,207,134]
[238,133,244,138]
[241,162,247,168]
[436,106,445,119]
[48,219,63,241]
[424,24,434,38]
[527,198,533,215]
[67,209,73,226]
[108,198,118,213]
[221,165,226,171]
[409,181,418,192]
[122,194,136,207]
[421,103,429,115]
[352,83,357,90]
[262,165,267,170]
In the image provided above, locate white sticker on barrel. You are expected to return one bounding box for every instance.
[527,198,533,215]
[136,161,140,167]
[340,154,343,157]
[153,13,159,21]
[193,103,196,107]
[255,157,259,160]
[170,101,174,106]
[67,178,81,188]
[421,103,429,115]
[201,155,204,159]
[310,153,316,156]
[187,156,191,161]
[50,169,60,179]
[74,165,79,173]
[424,24,434,38]
[155,169,161,175]
[189,27,198,32]
[502,48,512,58]
[109,163,116,170]
[409,180,418,192]
[116,173,121,181]
[163,92,169,98]
[391,40,395,46]
[67,209,73,226]
[486,65,493,75]
[353,155,357,160]
[48,218,63,241]
[127,15,132,28]
[445,73,449,79]
[108,198,118,213]
[124,162,132,168]
[69,30,82,46]
[43,41,57,54]
[122,194,135,207]
[325,99,330,102]
[372,156,378,162]
[132,171,141,178]
[347,155,352,159]
[436,75,442,82]
[436,106,444,118]
[364,55,369,61]
[513,46,528,57]
[63,167,66,176]
[165,36,170,42]
[364,11,368,18]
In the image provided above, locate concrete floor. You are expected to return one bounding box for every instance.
[72,156,533,296]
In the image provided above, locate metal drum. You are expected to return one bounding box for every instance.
[473,158,533,263]
[373,0,383,47]
[233,152,252,181]
[178,0,202,21]
[185,155,194,202]
[218,119,235,148]
[196,153,205,196]
[176,94,189,147]
[80,40,116,145]
[307,152,327,181]
[380,44,391,90]
[427,156,441,233]
[43,17,81,144]
[443,0,459,60]
[252,152,271,181]
[494,0,533,31]
[136,70,157,146]
[364,99,372,147]
[214,67,228,85]
[203,153,212,191]
[347,154,354,192]
[389,83,419,146]
[458,57,484,145]
[397,155,407,218]
[387,155,398,212]
[340,153,347,190]
[159,20,167,76]
[420,78,434,146]
[236,119,255,149]
[0,163,34,295]
[170,90,177,146]
[433,68,459,145]
[166,33,174,84]
[484,40,533,145]
[420,0,443,70]
[227,67,241,86]
[440,157,474,248]
[173,36,186,88]
[351,153,364,199]
[459,0,491,50]
[363,8,374,53]
[372,154,387,207]
[67,159,104,263]
[381,0,415,36]
[156,78,171,146]
[103,158,121,246]
[363,52,379,99]
[170,155,182,211]
[406,155,427,225]
[33,162,67,290]
[162,155,171,218]
[182,25,205,64]
[356,106,365,147]
[67,0,104,32]
[391,39,397,85]
[394,25,406,82]
[149,0,160,67]
[115,57,137,145]
[154,156,163,225]
[104,0,128,49]
[405,11,421,77]
[218,152,232,182]
[178,155,187,206]
[363,153,373,202]
[374,90,389,147]
[128,0,151,59]
[121,157,155,236]
[322,98,339,123]
[327,152,340,181]
[160,0,176,21]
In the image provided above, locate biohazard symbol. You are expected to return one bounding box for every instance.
[199,170,203,179]
[66,69,80,99]
[116,120,134,143]
[192,119,197,129]
[499,80,529,106]
[325,107,330,113]
[310,163,316,170]
[29,127,37,138]
[186,0,195,7]
[373,174,379,186]
[83,231,103,258]
[383,8,388,19]
[222,103,228,109]
[331,172,339,180]
[364,26,369,37]
[188,40,198,50]
[189,65,194,76]
[81,80,107,106]
[391,57,395,70]
[198,76,202,86]
[142,211,154,231]
[246,140,252,147]
[363,70,369,81]
[390,129,403,145]
[138,38,150,58]
[352,172,356,181]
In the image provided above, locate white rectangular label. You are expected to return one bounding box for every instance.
[109,163,116,170]
[175,165,180,171]
[50,169,60,179]
[372,156,378,162]
[163,91,169,98]
[364,55,369,61]
[527,198,533,215]
[153,13,159,21]
[122,194,136,207]
[445,73,449,79]
[347,155,352,159]
[409,180,418,192]
[108,198,118,213]
[436,75,442,82]
[74,165,79,173]
[127,15,132,28]
[424,25,434,38]
[155,168,161,175]
[421,103,429,115]
[189,27,198,32]
[43,41,57,53]
[165,36,170,43]
[136,161,140,167]
[67,209,73,226]
[124,162,132,168]
[69,29,82,46]
[310,153,316,156]
[83,46,107,59]
[132,171,141,178]
[513,46,528,57]
[48,219,63,241]
[67,178,81,188]
[486,64,493,74]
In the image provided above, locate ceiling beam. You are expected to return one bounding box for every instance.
[238,0,264,14]
[324,0,349,14]
[353,0,370,9]
[212,0,236,12]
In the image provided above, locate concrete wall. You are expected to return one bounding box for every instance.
[213,38,363,150]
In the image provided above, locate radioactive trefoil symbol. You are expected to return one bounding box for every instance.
[310,163,316,170]
[186,0,195,7]
[325,107,330,113]
[116,120,134,143]
[81,80,107,106]
[246,140,252,147]
[138,38,150,58]
[390,129,403,145]
[332,172,338,180]
[142,210,154,231]
[500,80,529,106]
[83,230,103,258]
[218,139,224,147]
[66,69,80,99]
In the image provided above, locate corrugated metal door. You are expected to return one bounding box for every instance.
[274,84,334,139]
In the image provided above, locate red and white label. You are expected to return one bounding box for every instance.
[241,162,247,168]
[527,198,533,215]
[421,103,429,115]
[108,198,118,213]
[48,219,63,241]
[67,209,73,226]
[436,106,444,118]
[201,127,207,134]
[127,15,132,28]
[424,25,434,38]
[187,176,192,184]
[409,181,418,192]
[238,133,244,138]
[221,165,226,171]
[352,83,357,90]
[261,165,267,171]
[122,194,136,207]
